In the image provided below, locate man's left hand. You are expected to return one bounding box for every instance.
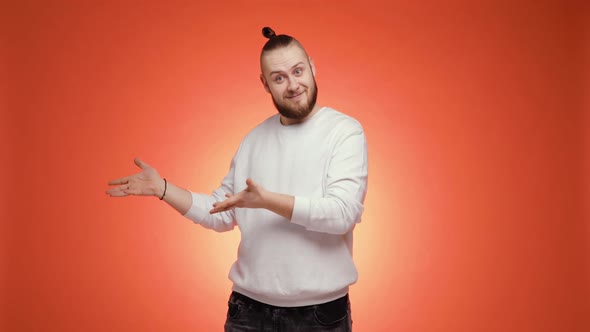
[209,178,267,214]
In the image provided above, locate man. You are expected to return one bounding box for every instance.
[107,27,368,332]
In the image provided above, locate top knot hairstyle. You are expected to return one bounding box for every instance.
[261,26,304,54]
[262,27,277,39]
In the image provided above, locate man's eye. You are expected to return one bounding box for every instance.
[274,75,284,82]
[294,68,302,75]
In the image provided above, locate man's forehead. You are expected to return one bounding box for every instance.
[261,44,309,73]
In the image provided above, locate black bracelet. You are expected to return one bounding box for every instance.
[159,178,167,200]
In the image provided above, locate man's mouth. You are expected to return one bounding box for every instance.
[287,91,305,99]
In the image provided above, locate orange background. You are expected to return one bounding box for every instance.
[3,0,589,331]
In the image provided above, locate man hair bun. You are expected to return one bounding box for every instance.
[262,27,276,39]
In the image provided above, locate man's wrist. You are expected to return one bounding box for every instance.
[155,178,166,198]
[159,178,168,200]
[259,190,294,220]
[259,188,271,210]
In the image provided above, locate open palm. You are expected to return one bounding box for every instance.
[106,158,163,197]
[210,178,266,214]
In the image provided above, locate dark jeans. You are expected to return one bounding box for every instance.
[224,291,352,332]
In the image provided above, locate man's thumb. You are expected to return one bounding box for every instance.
[134,157,147,169]
[246,178,256,187]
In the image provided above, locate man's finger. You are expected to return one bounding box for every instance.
[107,192,128,197]
[108,177,130,186]
[124,188,142,196]
[246,178,255,187]
[106,187,128,197]
[212,201,230,211]
[134,157,150,169]
[210,203,235,214]
[214,195,238,208]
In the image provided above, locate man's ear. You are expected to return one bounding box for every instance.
[260,74,270,93]
[309,57,316,77]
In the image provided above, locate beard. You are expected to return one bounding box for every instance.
[271,79,318,120]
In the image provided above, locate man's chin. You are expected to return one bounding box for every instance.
[277,106,310,120]
[273,96,315,120]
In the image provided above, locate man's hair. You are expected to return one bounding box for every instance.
[260,27,304,55]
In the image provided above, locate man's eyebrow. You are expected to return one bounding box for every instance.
[270,62,305,75]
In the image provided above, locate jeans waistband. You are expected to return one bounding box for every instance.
[229,291,349,311]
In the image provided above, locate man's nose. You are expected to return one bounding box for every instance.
[287,77,300,92]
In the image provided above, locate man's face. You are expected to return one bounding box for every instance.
[260,44,318,121]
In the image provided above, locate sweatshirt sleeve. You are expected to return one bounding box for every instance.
[182,154,238,233]
[290,124,368,235]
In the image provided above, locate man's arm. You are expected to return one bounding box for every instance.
[107,158,236,232]
[291,128,368,234]
[209,178,295,219]
[210,126,368,235]
[106,158,192,214]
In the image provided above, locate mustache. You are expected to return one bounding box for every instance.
[285,90,304,97]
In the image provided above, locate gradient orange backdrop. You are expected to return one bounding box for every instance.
[3,1,589,331]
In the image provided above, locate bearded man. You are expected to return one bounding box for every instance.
[107,27,368,332]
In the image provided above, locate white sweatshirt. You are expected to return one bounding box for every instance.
[184,107,368,307]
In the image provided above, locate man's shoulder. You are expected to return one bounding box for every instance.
[319,107,364,133]
[240,113,279,140]
[253,113,279,131]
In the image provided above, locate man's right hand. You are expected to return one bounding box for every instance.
[106,158,164,198]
